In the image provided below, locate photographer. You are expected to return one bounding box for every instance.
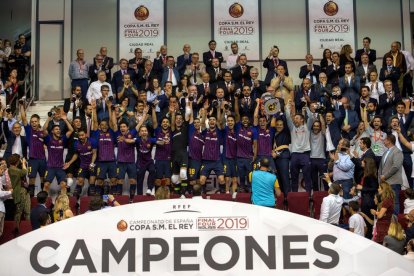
[330,138,355,199]
[63,85,84,121]
[355,86,378,121]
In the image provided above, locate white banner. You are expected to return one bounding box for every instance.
[1,199,413,275]
[308,0,355,59]
[119,0,164,60]
[213,0,260,61]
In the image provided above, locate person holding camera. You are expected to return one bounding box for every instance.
[378,79,402,118]
[184,53,205,85]
[330,138,355,199]
[52,194,74,222]
[262,45,289,86]
[337,96,359,140]
[250,157,281,208]
[63,85,84,120]
[8,154,29,235]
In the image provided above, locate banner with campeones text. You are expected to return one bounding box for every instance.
[119,0,165,60]
[0,199,413,275]
[308,0,355,59]
[213,0,260,61]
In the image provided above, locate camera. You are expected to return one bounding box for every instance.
[18,96,26,104]
[340,147,348,152]
[182,91,188,98]
[71,94,77,102]
[314,103,326,114]
[332,94,342,100]
[360,102,366,109]
[234,88,241,98]
[188,94,194,102]
[111,104,120,111]
[212,100,219,108]
[47,111,55,117]
[5,105,11,113]
[108,96,114,102]
[224,102,232,110]
[102,195,109,203]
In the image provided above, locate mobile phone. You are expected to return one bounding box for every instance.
[102,195,109,202]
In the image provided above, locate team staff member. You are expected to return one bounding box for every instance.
[188,110,205,188]
[91,99,118,195]
[20,103,46,197]
[42,113,74,195]
[250,157,281,207]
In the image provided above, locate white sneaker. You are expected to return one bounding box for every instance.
[232,192,237,199]
[151,187,155,196]
[180,194,186,199]
[146,189,151,195]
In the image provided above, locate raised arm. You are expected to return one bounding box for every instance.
[217,102,224,130]
[136,106,149,131]
[152,105,158,129]
[61,114,74,138]
[234,96,240,123]
[253,98,260,126]
[42,115,52,136]
[20,102,27,126]
[91,100,99,131]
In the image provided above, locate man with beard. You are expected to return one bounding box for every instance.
[20,103,46,197]
[234,94,258,192]
[42,113,74,195]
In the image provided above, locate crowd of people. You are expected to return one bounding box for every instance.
[0,37,414,257]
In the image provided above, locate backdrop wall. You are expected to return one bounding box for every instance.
[34,0,412,99]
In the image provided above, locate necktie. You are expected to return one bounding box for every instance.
[400,115,404,126]
[122,70,126,75]
[383,149,390,164]
[215,68,219,78]
[103,100,106,113]
[169,68,173,81]
[242,66,246,73]
[211,51,215,58]
[204,83,208,91]
[87,117,91,137]
[344,110,349,126]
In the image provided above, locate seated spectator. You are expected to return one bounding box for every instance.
[30,191,49,230]
[404,188,414,214]
[405,239,414,261]
[38,211,51,228]
[348,201,367,237]
[406,209,414,244]
[319,182,343,224]
[383,215,406,254]
[52,194,74,222]
[87,195,120,212]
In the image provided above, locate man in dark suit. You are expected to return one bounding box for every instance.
[63,85,84,119]
[339,62,361,110]
[336,96,359,140]
[30,191,49,230]
[231,54,251,87]
[203,40,223,69]
[325,109,345,152]
[351,137,375,183]
[176,44,192,76]
[355,52,377,85]
[136,59,158,91]
[379,80,402,118]
[262,45,288,85]
[355,37,376,65]
[245,67,265,101]
[215,71,240,104]
[380,54,401,94]
[100,47,114,82]
[161,56,180,88]
[354,86,378,120]
[299,54,321,84]
[153,45,168,80]
[112,58,136,102]
[128,47,147,72]
[326,52,344,86]
[206,58,225,84]
[295,78,319,112]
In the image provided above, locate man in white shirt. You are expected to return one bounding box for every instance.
[86,70,113,104]
[396,41,414,97]
[348,201,367,237]
[319,182,343,224]
[226,42,240,70]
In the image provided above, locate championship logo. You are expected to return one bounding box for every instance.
[117,220,128,232]
[134,5,149,21]
[229,2,244,18]
[323,0,338,16]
